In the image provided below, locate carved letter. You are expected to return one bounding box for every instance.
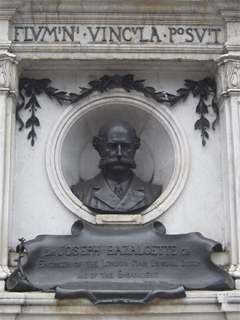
[87,27,101,41]
[24,27,33,42]
[14,27,24,41]
[62,26,75,41]
[102,27,107,42]
[211,29,221,44]
[109,27,122,42]
[139,27,148,42]
[185,28,194,42]
[41,27,59,41]
[30,27,44,41]
[122,27,132,42]
[194,28,207,43]
[150,27,161,42]
[168,28,177,43]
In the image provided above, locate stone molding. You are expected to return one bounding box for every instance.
[215,54,240,279]
[3,1,223,23]
[0,54,19,282]
[216,56,240,92]
[215,55,240,107]
[213,0,240,22]
[0,53,20,94]
[9,46,226,62]
[0,291,239,318]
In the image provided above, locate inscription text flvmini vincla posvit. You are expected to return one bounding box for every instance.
[13,25,222,45]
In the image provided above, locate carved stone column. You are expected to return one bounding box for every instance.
[0,53,19,289]
[216,55,240,282]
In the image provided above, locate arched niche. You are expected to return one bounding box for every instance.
[46,90,190,224]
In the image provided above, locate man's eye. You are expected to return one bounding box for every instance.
[107,144,116,149]
[122,144,131,149]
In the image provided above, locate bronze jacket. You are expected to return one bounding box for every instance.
[71,171,162,214]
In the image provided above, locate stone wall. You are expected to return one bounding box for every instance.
[0,1,239,319]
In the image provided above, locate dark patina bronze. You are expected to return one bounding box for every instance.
[71,120,162,213]
[6,220,234,304]
[17,75,217,147]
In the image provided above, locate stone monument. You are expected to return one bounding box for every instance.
[1,0,240,318]
[6,122,234,303]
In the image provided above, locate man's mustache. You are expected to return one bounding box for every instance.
[98,157,136,169]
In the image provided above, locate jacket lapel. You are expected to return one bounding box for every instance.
[115,174,145,211]
[92,174,121,209]
[91,172,146,211]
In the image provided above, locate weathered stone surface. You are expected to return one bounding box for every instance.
[0,0,240,318]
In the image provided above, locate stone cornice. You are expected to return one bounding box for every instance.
[213,0,240,11]
[0,0,224,24]
[0,53,20,93]
[7,0,221,15]
[9,43,225,61]
[10,12,224,25]
[0,1,22,20]
[215,53,240,64]
[213,0,240,21]
[1,0,239,24]
[0,52,20,62]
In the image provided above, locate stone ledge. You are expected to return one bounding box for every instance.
[0,290,239,316]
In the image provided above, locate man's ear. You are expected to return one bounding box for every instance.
[92,136,100,152]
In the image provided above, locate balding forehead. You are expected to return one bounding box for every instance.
[92,120,140,153]
[100,121,135,136]
[104,126,134,143]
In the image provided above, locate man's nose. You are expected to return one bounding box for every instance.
[116,144,122,158]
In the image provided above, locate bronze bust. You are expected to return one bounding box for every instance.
[71,120,162,214]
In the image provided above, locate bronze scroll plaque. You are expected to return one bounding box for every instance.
[6,220,234,304]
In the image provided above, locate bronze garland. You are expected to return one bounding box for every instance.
[16,74,218,147]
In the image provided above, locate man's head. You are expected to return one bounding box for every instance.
[92,121,140,173]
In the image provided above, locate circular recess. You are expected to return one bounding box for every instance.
[46,90,190,224]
